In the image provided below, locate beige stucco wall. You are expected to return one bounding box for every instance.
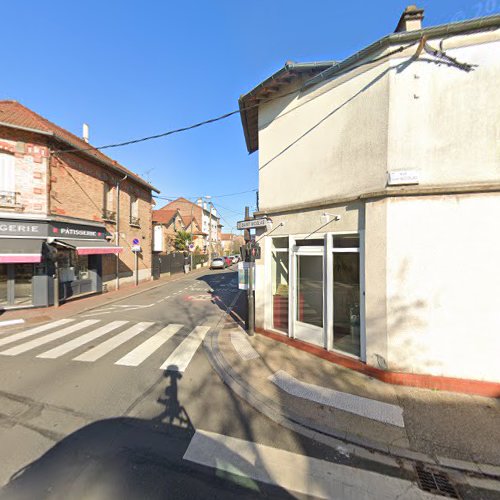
[385,193,500,382]
[258,60,390,211]
[257,30,500,213]
[387,36,500,185]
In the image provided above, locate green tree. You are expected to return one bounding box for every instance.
[174,230,193,252]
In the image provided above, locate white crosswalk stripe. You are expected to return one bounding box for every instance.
[0,319,210,372]
[73,322,154,362]
[115,324,183,367]
[37,321,129,359]
[183,430,435,499]
[160,326,210,372]
[0,320,99,356]
[0,319,74,348]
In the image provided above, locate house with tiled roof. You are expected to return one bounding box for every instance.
[155,197,221,254]
[0,100,159,309]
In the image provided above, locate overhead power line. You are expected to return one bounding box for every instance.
[52,37,473,156]
[153,188,257,202]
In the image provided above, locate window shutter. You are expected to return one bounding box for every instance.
[0,153,15,192]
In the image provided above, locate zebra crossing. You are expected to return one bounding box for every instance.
[0,319,210,372]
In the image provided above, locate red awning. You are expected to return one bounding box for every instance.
[54,239,122,255]
[0,239,43,263]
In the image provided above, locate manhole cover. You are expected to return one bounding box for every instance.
[415,464,460,498]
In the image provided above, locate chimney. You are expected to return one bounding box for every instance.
[394,5,424,33]
[82,123,89,143]
[196,198,203,206]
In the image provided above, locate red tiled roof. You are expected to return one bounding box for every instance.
[0,100,159,193]
[152,209,181,224]
[221,233,234,241]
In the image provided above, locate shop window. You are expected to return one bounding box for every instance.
[295,238,324,247]
[332,234,360,357]
[272,237,289,333]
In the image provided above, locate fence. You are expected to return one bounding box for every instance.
[152,252,185,279]
[192,253,209,268]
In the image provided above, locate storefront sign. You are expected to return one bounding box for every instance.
[237,218,270,230]
[0,219,108,239]
[0,221,44,236]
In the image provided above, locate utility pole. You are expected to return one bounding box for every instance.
[244,206,255,336]
[207,197,213,263]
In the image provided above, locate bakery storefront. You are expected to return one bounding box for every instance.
[0,219,122,309]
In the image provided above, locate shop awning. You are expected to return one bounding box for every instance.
[54,239,123,255]
[0,239,43,263]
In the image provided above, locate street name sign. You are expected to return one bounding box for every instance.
[237,218,270,230]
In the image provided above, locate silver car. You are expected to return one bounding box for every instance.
[210,257,226,270]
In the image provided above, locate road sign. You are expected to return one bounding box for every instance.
[237,218,270,230]
[131,244,141,253]
[188,243,195,252]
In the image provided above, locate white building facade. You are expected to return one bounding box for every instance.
[239,9,500,385]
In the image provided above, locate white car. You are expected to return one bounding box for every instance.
[210,257,226,270]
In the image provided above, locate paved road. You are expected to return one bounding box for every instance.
[0,268,489,499]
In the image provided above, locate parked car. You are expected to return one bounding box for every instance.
[224,256,233,267]
[210,257,226,270]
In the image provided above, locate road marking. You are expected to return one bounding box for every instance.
[0,320,99,356]
[0,319,25,328]
[160,326,210,372]
[74,322,154,362]
[183,430,430,499]
[269,370,405,427]
[230,330,260,360]
[37,320,129,359]
[115,323,183,367]
[0,319,75,347]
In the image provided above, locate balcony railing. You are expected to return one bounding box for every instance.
[0,191,20,208]
[130,215,141,227]
[102,209,116,222]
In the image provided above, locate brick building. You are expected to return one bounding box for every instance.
[0,100,159,309]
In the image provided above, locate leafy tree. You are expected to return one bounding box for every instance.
[174,230,193,252]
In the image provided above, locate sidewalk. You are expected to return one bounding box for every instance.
[205,296,500,479]
[0,266,209,326]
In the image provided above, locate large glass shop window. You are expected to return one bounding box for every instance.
[57,250,90,282]
[272,237,289,333]
[332,235,360,357]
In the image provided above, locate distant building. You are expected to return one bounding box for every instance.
[155,197,221,254]
[0,100,159,309]
[238,8,500,386]
[220,233,244,255]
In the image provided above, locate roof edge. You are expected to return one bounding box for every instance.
[306,14,500,88]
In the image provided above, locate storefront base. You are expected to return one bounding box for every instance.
[255,327,500,398]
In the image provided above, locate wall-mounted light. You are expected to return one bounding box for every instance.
[320,213,341,224]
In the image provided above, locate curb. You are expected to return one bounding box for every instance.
[205,326,500,479]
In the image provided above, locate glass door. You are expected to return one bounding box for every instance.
[13,264,34,306]
[294,252,324,346]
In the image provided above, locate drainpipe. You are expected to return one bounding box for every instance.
[115,174,128,290]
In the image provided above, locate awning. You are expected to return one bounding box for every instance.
[54,239,122,255]
[0,239,43,263]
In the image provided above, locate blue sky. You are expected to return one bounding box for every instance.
[2,1,498,232]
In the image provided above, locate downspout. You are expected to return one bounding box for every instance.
[115,174,128,290]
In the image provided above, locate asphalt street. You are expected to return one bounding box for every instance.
[0,267,490,499]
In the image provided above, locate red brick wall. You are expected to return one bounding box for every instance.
[52,151,153,283]
[0,127,49,215]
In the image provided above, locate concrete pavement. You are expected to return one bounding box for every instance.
[0,268,496,498]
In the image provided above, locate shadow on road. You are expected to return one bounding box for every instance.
[0,363,294,500]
